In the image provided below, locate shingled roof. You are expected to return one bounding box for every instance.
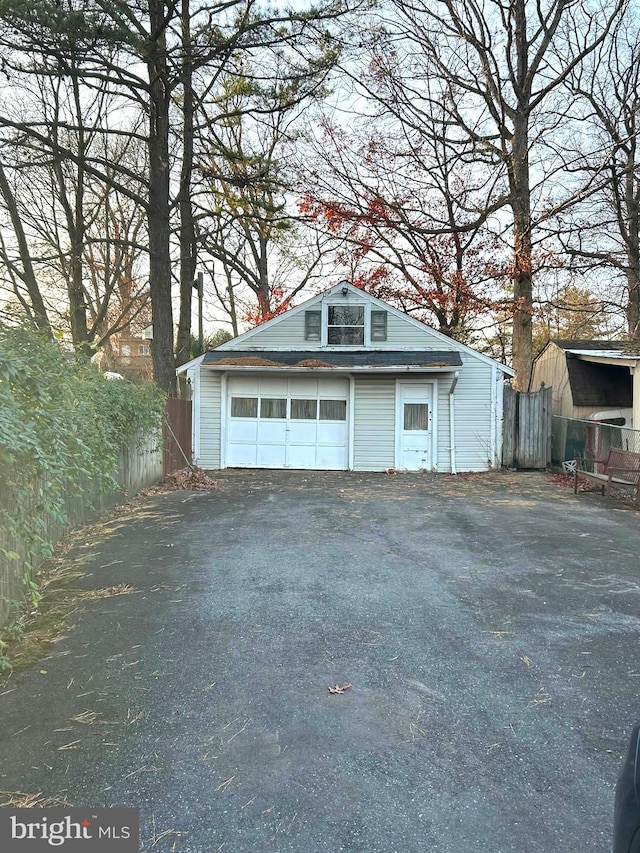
[202,350,463,369]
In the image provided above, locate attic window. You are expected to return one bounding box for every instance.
[327,305,364,345]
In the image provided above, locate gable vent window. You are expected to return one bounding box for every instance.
[371,310,387,341]
[305,310,321,341]
[328,305,365,345]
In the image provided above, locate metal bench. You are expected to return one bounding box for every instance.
[574,448,640,506]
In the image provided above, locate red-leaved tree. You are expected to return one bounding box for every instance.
[299,119,511,344]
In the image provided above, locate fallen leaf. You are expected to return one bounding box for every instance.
[328,683,352,695]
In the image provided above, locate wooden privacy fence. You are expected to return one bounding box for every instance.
[163,397,193,475]
[503,385,552,469]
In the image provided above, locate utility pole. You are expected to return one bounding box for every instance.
[193,271,204,354]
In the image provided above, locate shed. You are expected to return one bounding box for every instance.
[530,339,640,427]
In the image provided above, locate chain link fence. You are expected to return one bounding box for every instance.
[552,416,640,471]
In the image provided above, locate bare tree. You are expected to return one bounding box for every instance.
[0,0,349,392]
[556,14,640,340]
[299,107,510,341]
[0,160,52,336]
[532,284,614,354]
[0,69,149,354]
[196,56,337,327]
[323,0,626,386]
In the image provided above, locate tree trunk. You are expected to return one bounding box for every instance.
[625,154,640,340]
[510,112,534,391]
[52,148,90,356]
[256,234,270,318]
[626,269,640,340]
[68,225,90,357]
[175,0,197,369]
[68,67,91,358]
[0,162,51,336]
[147,0,176,395]
[224,266,239,337]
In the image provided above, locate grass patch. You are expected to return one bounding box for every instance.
[0,502,147,681]
[0,580,139,682]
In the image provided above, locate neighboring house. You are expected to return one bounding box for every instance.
[109,330,153,382]
[177,281,514,473]
[530,339,640,427]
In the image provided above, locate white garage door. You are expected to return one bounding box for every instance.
[225,375,349,470]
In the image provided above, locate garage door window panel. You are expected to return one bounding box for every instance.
[231,397,258,418]
[260,398,287,418]
[291,399,317,419]
[327,306,364,345]
[319,399,347,421]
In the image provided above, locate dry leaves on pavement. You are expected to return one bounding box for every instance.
[328,683,352,695]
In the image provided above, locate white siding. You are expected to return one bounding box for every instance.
[382,313,456,349]
[452,355,494,472]
[196,359,496,473]
[228,293,455,351]
[353,378,396,471]
[198,369,222,469]
[195,294,502,471]
[243,310,311,348]
[186,366,199,459]
[436,378,452,473]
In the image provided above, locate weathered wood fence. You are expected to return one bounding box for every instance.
[503,385,552,469]
[163,397,192,475]
[0,434,162,633]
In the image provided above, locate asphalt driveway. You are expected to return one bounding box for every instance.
[1,470,640,852]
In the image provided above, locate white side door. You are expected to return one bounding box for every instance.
[397,383,433,471]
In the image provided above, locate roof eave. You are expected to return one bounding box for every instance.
[574,353,639,367]
[176,354,205,374]
[200,364,459,373]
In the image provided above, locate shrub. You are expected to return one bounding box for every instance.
[0,326,164,615]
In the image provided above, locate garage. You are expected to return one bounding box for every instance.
[225,375,349,469]
[178,282,512,472]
